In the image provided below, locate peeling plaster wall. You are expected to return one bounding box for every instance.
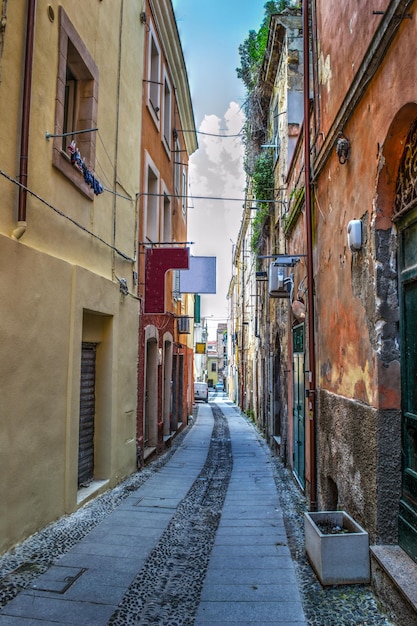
[312,0,417,545]
[315,0,387,131]
[317,390,401,543]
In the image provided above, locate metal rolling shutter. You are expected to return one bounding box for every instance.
[78,342,96,487]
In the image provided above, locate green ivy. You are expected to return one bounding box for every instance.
[250,151,274,253]
[237,2,293,92]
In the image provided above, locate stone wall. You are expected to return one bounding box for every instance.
[317,389,400,543]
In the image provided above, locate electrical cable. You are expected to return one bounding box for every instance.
[178,129,243,138]
[0,169,135,262]
[141,191,276,203]
[97,131,133,201]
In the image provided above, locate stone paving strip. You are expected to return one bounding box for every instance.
[0,398,396,625]
[194,402,306,625]
[0,406,214,625]
[107,404,233,625]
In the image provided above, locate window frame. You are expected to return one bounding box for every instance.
[144,152,160,244]
[53,8,99,200]
[173,269,183,302]
[181,168,187,218]
[162,70,172,156]
[147,23,161,128]
[174,136,181,195]
[162,183,172,243]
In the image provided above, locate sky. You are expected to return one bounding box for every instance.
[171,0,266,338]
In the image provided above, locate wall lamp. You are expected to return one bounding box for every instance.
[347,219,362,251]
[336,133,351,164]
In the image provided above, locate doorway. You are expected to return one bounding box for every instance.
[144,338,158,449]
[398,209,417,563]
[78,342,96,487]
[293,323,305,487]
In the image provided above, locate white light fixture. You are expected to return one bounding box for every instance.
[347,219,362,251]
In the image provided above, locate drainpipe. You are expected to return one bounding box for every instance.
[13,0,36,240]
[241,244,245,411]
[303,0,317,511]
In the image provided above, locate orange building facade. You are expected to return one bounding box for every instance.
[137,0,197,464]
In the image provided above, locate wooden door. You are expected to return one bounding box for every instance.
[399,213,417,562]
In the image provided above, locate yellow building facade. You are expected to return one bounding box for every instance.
[0,1,144,554]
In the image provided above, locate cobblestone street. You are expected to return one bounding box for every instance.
[0,398,396,625]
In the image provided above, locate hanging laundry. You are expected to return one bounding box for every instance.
[67,140,103,195]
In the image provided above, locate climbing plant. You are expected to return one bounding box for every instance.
[237,1,300,175]
[237,1,291,93]
[250,150,274,253]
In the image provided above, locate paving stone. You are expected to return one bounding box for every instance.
[0,400,394,625]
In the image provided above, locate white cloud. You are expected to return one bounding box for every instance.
[188,102,245,331]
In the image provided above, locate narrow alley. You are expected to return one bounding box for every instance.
[0,396,394,625]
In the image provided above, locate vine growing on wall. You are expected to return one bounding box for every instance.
[237,1,301,253]
[250,150,274,253]
[237,1,299,175]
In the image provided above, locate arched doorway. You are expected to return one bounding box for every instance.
[144,337,158,449]
[394,117,417,563]
[377,104,417,560]
[162,336,173,437]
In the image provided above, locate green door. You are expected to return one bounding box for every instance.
[293,324,305,487]
[399,213,417,563]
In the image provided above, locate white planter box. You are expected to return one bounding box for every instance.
[304,511,370,586]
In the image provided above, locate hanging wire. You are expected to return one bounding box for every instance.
[141,191,276,203]
[97,130,115,169]
[178,129,244,138]
[94,155,114,190]
[0,169,135,262]
[95,131,133,201]
[102,187,133,201]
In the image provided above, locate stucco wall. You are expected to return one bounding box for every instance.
[317,389,401,543]
[0,238,138,553]
[317,390,378,538]
[0,1,143,554]
[315,0,387,134]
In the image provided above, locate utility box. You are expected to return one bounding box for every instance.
[177,316,190,333]
[268,263,290,298]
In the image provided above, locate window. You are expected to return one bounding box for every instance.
[145,162,159,243]
[182,169,187,218]
[163,74,172,151]
[148,27,161,121]
[272,99,281,165]
[63,66,76,153]
[163,192,172,242]
[53,8,99,199]
[211,362,217,372]
[174,136,181,195]
[173,270,182,302]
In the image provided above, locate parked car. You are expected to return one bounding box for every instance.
[194,382,208,403]
[215,382,224,392]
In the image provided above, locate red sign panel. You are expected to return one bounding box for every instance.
[144,247,190,313]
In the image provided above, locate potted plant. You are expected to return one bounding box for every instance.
[304,510,370,585]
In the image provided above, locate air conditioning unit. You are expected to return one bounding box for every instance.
[268,263,291,298]
[177,316,190,334]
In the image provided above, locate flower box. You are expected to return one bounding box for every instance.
[304,510,370,585]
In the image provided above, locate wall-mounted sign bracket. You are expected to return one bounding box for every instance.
[258,254,305,267]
